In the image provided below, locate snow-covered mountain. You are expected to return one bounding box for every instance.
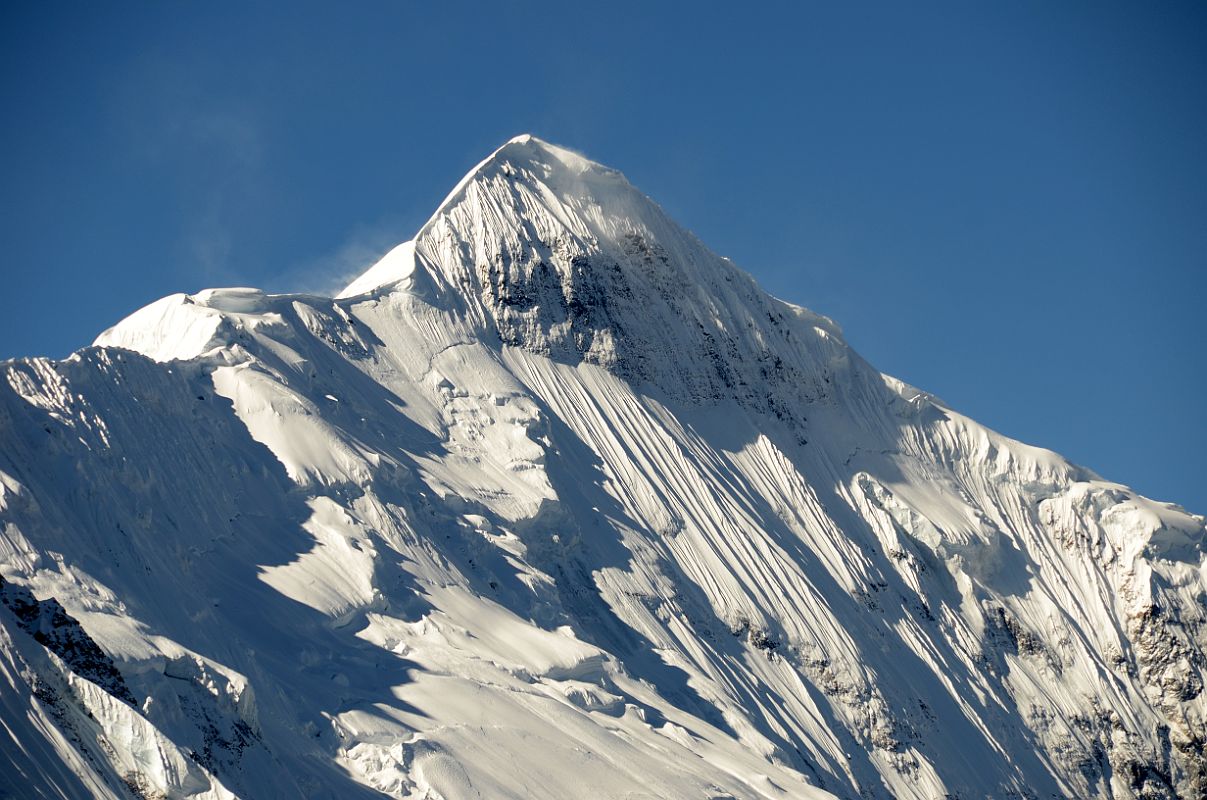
[2,135,1204,800]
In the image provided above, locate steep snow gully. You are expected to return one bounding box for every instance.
[1,135,1204,799]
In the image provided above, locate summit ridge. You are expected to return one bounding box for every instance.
[340,135,850,425]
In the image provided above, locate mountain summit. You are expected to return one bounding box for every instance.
[345,135,846,421]
[341,134,669,301]
[2,137,1204,800]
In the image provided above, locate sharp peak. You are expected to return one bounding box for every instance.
[434,135,628,209]
[491,133,602,169]
[500,132,544,148]
[408,134,657,253]
[342,135,676,299]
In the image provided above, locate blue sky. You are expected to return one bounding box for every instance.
[2,1,1204,512]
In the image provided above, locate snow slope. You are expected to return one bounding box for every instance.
[2,135,1204,799]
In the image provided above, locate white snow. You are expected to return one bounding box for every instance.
[337,240,417,299]
[1,135,1203,800]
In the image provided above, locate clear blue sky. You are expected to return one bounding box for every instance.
[2,1,1204,513]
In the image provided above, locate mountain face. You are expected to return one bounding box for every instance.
[2,135,1204,800]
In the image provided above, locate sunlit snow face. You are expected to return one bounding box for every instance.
[2,134,1204,800]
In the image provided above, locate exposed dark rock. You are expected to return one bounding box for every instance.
[0,575,137,707]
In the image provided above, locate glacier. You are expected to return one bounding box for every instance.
[1,134,1204,799]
